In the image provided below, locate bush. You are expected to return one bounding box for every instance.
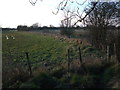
[24,73,59,89]
[102,63,120,85]
[86,63,104,75]
[2,62,29,88]
[81,45,102,57]
[70,74,95,88]
[50,67,66,79]
[88,26,107,49]
[70,74,81,87]
[55,74,72,88]
[60,74,70,83]
[20,83,40,88]
[60,28,74,38]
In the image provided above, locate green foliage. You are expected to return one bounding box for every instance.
[81,45,103,57]
[2,61,29,88]
[70,74,95,88]
[70,74,81,87]
[102,63,120,85]
[51,67,66,79]
[20,72,58,89]
[20,83,40,88]
[60,75,70,83]
[86,63,104,75]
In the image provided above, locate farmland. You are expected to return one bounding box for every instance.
[3,31,70,64]
[2,31,120,88]
[2,31,79,88]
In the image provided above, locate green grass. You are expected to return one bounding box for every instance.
[2,31,76,88]
[3,31,101,68]
[2,31,74,67]
[3,31,112,88]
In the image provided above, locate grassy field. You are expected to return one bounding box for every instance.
[2,31,119,88]
[2,31,79,87]
[3,31,72,64]
[2,31,101,66]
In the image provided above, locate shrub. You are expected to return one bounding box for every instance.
[20,83,40,88]
[2,62,29,88]
[70,74,95,88]
[60,28,74,38]
[50,67,66,79]
[81,45,102,57]
[28,73,58,89]
[86,63,104,75]
[70,74,81,87]
[102,63,120,86]
[60,74,70,83]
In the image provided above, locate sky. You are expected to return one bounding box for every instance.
[0,0,88,28]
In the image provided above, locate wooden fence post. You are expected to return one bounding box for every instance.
[115,42,120,63]
[114,43,117,60]
[107,45,110,62]
[67,48,70,75]
[78,47,83,65]
[78,47,87,74]
[25,52,32,77]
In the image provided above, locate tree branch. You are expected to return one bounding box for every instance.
[29,0,38,6]
[76,0,87,6]
[74,1,98,26]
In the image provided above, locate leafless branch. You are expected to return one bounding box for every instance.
[52,0,69,15]
[54,0,99,26]
[74,1,98,26]
[29,0,38,6]
[29,0,99,27]
[76,0,87,5]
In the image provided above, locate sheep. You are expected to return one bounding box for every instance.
[11,35,15,39]
[6,35,9,40]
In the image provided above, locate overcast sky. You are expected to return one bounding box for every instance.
[0,0,88,28]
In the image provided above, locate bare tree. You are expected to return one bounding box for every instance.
[84,2,119,49]
[84,2,120,63]
[60,8,75,38]
[85,2,119,27]
[29,0,99,26]
[61,8,75,27]
[32,22,39,28]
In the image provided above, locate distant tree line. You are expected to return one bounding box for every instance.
[2,28,16,31]
[17,25,29,31]
[2,25,119,31]
[16,25,87,31]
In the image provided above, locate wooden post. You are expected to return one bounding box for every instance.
[107,45,110,62]
[67,48,70,75]
[115,42,120,63]
[114,43,117,60]
[78,47,87,74]
[25,52,32,77]
[78,47,82,65]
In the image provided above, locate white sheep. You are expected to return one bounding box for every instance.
[6,35,9,40]
[11,35,15,39]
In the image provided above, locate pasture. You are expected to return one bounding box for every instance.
[2,31,80,87]
[3,31,75,73]
[2,31,119,88]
